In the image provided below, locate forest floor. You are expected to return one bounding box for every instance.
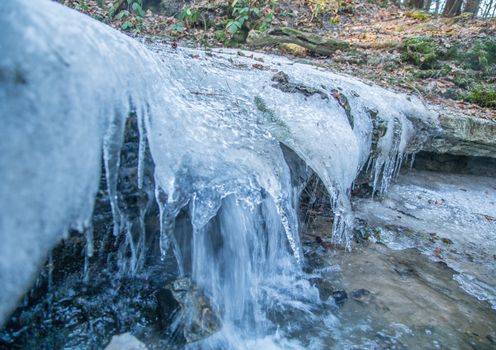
[65,0,496,119]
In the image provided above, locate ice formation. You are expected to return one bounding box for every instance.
[0,0,438,345]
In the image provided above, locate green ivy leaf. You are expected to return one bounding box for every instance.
[171,22,185,33]
[250,8,261,17]
[121,21,134,30]
[132,2,145,17]
[226,21,240,34]
[116,10,130,20]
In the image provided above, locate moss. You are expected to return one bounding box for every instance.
[405,10,431,21]
[466,84,496,108]
[443,88,464,101]
[457,37,496,71]
[279,43,308,57]
[401,36,439,70]
[412,65,451,79]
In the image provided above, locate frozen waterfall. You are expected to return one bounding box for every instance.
[0,0,438,347]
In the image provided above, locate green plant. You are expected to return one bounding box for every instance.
[113,0,144,19]
[110,0,145,32]
[168,6,207,35]
[458,37,496,71]
[466,84,496,107]
[179,7,204,28]
[76,0,90,12]
[224,0,278,40]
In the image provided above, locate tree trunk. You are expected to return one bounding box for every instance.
[409,0,425,9]
[443,0,463,16]
[246,27,351,56]
[483,0,494,17]
[423,0,432,11]
[464,0,481,15]
[424,0,433,11]
[434,0,441,14]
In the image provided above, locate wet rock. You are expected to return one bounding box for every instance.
[394,263,416,278]
[351,288,371,301]
[332,290,348,306]
[156,278,221,344]
[312,278,335,301]
[271,71,328,99]
[487,332,496,344]
[105,333,147,350]
[441,237,453,245]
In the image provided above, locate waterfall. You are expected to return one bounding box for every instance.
[0,0,438,346]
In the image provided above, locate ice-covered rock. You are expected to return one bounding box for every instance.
[0,0,168,323]
[105,333,147,350]
[0,0,440,338]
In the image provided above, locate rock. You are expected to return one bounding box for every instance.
[441,237,453,245]
[159,0,189,16]
[271,71,328,99]
[332,290,348,306]
[487,332,496,344]
[156,278,221,344]
[314,278,335,301]
[424,109,496,158]
[105,333,147,350]
[279,43,308,57]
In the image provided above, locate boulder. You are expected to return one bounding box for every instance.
[424,109,496,158]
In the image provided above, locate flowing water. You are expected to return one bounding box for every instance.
[1,1,494,349]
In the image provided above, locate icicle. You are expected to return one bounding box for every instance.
[83,225,94,283]
[137,108,146,190]
[154,182,183,264]
[170,233,185,277]
[125,221,138,274]
[329,189,354,250]
[103,112,126,236]
[409,152,417,169]
[85,225,94,258]
[47,253,53,292]
[136,205,147,271]
[393,153,404,179]
[83,254,90,283]
[274,198,302,264]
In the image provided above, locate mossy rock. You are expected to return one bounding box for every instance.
[466,84,496,108]
[401,36,439,70]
